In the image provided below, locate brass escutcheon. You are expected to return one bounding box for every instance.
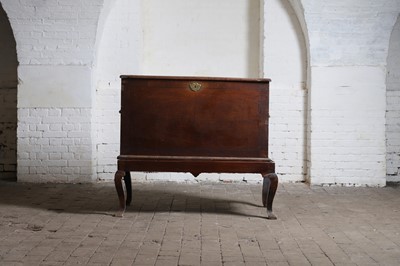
[189,82,202,92]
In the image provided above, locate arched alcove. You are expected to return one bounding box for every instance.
[285,0,311,183]
[94,0,310,183]
[94,0,262,181]
[263,0,308,183]
[386,14,400,182]
[0,3,18,181]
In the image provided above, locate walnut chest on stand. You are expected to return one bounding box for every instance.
[114,75,278,219]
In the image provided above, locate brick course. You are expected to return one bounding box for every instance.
[17,108,96,182]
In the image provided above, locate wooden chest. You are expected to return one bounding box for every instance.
[114,76,278,219]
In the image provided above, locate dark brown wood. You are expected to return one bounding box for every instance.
[124,171,132,206]
[114,170,125,217]
[115,75,278,218]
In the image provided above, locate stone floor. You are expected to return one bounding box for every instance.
[0,180,400,266]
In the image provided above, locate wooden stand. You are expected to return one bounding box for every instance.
[115,75,278,219]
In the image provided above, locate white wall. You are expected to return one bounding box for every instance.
[0,0,104,182]
[302,0,400,186]
[309,66,387,186]
[386,15,400,182]
[142,0,260,78]
[0,0,399,186]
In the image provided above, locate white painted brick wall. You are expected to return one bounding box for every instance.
[302,0,400,66]
[1,0,103,65]
[300,1,400,186]
[0,0,399,186]
[386,90,400,180]
[309,66,387,186]
[0,0,103,182]
[17,108,96,182]
[386,15,400,182]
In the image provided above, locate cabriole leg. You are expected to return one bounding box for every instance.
[262,173,279,219]
[114,170,126,217]
[125,171,132,206]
